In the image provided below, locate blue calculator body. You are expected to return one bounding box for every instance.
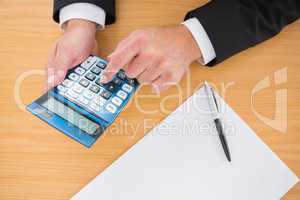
[27,56,139,148]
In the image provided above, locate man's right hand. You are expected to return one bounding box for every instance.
[45,19,98,91]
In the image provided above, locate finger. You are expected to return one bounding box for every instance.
[151,73,173,93]
[107,31,140,60]
[54,49,75,70]
[44,66,54,92]
[45,45,74,90]
[45,67,67,91]
[48,60,71,89]
[44,67,54,91]
[101,36,142,83]
[122,63,130,72]
[126,54,153,78]
[45,43,58,91]
[109,37,132,57]
[137,66,161,84]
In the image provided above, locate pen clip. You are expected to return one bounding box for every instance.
[204,81,220,119]
[210,88,219,112]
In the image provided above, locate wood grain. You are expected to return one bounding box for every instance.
[0,0,299,199]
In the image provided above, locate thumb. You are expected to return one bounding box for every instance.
[101,37,140,83]
[45,54,73,91]
[91,39,99,55]
[45,69,67,92]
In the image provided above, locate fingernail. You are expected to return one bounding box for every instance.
[47,75,55,84]
[151,85,160,94]
[100,75,108,83]
[107,54,113,59]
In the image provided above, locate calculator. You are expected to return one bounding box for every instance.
[27,55,139,147]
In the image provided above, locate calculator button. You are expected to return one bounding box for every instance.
[57,85,67,93]
[69,73,80,81]
[96,62,106,69]
[79,78,90,87]
[66,90,79,99]
[105,103,117,114]
[95,78,103,86]
[91,66,101,75]
[93,96,107,106]
[111,96,123,106]
[62,79,74,88]
[117,90,127,100]
[122,84,133,93]
[81,56,98,70]
[89,84,100,94]
[113,78,122,86]
[90,103,100,112]
[74,67,86,75]
[100,90,112,100]
[72,84,84,94]
[85,72,96,81]
[78,96,89,105]
[83,90,95,100]
[105,82,117,92]
[128,78,137,86]
[117,70,126,80]
[57,91,65,96]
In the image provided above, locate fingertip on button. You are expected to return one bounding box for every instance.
[100,75,108,83]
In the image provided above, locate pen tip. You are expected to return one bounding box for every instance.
[227,155,231,162]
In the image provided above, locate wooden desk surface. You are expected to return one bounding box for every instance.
[0,0,299,199]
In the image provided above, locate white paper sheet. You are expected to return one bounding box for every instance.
[71,86,299,200]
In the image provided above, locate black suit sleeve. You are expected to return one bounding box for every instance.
[53,0,116,25]
[185,0,300,66]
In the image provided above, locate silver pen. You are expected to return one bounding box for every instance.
[204,81,231,162]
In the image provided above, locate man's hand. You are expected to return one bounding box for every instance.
[45,19,98,90]
[101,25,201,93]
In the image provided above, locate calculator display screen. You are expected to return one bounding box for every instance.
[42,96,99,135]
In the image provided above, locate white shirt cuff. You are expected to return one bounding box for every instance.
[182,18,216,65]
[59,3,106,30]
